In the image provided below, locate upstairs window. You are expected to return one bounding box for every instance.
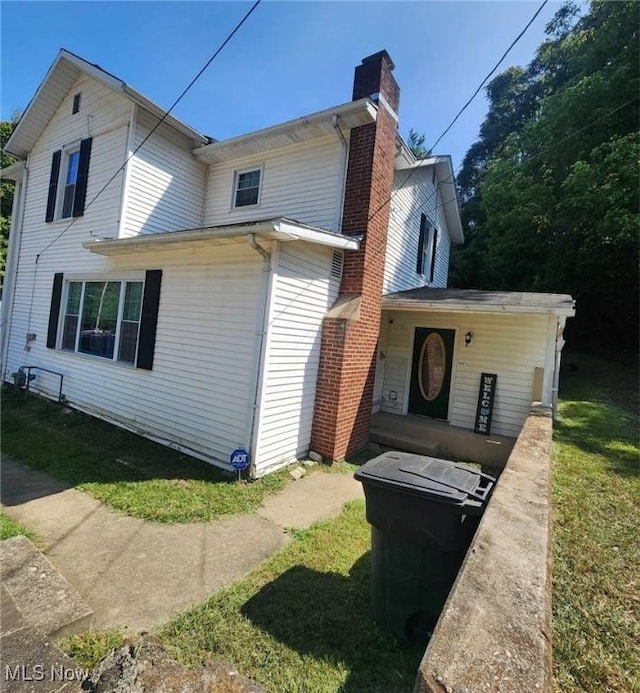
[233,168,261,207]
[416,213,438,283]
[45,137,92,222]
[61,149,80,218]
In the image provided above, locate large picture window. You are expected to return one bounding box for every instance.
[61,279,143,363]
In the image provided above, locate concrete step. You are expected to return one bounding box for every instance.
[369,428,440,457]
[0,536,92,639]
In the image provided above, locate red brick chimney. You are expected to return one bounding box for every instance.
[311,51,399,461]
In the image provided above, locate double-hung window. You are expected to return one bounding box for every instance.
[233,168,262,208]
[61,279,143,364]
[45,137,92,222]
[61,149,80,219]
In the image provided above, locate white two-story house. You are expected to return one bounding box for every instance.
[1,49,573,477]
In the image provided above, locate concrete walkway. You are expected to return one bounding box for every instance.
[1,458,363,633]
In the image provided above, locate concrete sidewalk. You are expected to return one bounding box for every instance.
[1,458,363,633]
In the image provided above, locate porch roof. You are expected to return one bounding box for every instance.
[82,217,360,256]
[382,287,575,317]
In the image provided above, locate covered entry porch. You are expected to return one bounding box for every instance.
[371,288,575,466]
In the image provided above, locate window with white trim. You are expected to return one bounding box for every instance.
[60,148,80,219]
[233,168,261,207]
[61,279,143,363]
[46,137,92,222]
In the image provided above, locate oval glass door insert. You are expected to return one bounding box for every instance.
[418,333,446,401]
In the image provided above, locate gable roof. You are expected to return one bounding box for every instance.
[394,148,464,245]
[5,49,210,159]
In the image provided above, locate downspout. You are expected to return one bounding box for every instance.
[1,160,28,378]
[246,233,273,478]
[552,316,567,419]
[332,114,349,232]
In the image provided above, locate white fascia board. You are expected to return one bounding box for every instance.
[5,49,209,158]
[193,99,377,163]
[275,220,359,249]
[83,218,359,256]
[382,299,576,318]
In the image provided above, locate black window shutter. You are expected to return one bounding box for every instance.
[45,151,62,222]
[47,273,64,349]
[136,270,162,370]
[416,213,427,274]
[429,229,438,282]
[72,137,92,217]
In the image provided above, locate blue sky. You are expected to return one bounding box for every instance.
[1,1,569,170]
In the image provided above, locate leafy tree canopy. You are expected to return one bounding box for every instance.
[451,0,639,349]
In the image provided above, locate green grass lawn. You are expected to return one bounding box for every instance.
[0,511,42,546]
[61,501,422,691]
[157,499,423,693]
[1,387,289,523]
[552,352,639,692]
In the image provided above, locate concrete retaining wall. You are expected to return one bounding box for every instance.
[414,405,553,693]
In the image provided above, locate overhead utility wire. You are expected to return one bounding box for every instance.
[405,94,639,229]
[25,0,262,337]
[366,0,549,227]
[361,94,638,274]
[36,0,262,260]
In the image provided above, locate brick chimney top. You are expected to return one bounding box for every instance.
[353,49,399,113]
[361,50,395,71]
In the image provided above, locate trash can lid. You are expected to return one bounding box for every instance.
[354,451,490,506]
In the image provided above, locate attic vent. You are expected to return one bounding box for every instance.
[72,93,81,114]
[331,250,344,279]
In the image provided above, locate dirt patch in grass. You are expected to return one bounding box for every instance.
[552,352,639,692]
[1,387,289,523]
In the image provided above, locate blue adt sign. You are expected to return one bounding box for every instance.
[230,448,250,471]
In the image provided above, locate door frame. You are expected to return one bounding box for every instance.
[402,320,460,421]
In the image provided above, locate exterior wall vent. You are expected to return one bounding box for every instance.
[72,93,81,114]
[331,250,344,279]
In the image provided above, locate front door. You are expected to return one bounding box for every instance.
[408,327,455,419]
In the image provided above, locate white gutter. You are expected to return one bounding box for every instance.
[332,114,349,232]
[382,300,575,318]
[0,161,28,377]
[246,234,275,479]
[82,218,360,255]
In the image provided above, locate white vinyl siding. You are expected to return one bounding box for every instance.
[121,109,206,237]
[378,310,550,438]
[5,73,131,395]
[384,167,451,294]
[6,243,264,466]
[204,135,345,232]
[254,242,341,476]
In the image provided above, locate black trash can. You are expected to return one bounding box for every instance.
[354,451,495,640]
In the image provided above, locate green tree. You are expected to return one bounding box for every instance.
[451,0,639,348]
[1,112,21,290]
[407,129,431,159]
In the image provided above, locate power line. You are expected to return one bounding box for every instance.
[367,0,549,227]
[36,0,262,261]
[362,94,638,275]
